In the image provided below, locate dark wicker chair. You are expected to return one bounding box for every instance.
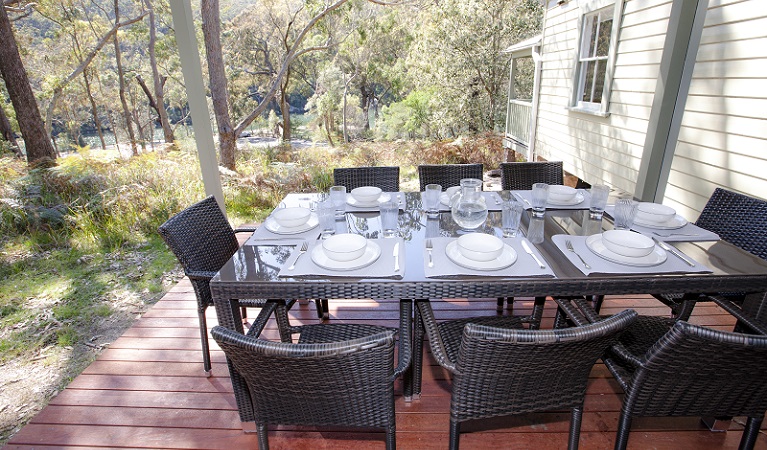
[211,300,408,450]
[416,301,637,450]
[158,196,292,375]
[417,164,484,191]
[499,161,564,190]
[655,188,767,323]
[333,166,400,192]
[602,319,767,450]
[497,161,564,312]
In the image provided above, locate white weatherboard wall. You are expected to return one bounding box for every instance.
[534,0,673,195]
[662,0,767,219]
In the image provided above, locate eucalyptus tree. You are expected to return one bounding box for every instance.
[0,1,57,164]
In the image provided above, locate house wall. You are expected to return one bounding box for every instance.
[662,0,767,219]
[534,0,673,195]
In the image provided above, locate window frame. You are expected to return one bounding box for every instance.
[568,0,625,117]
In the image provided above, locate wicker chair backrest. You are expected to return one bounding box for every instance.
[333,166,400,192]
[695,187,767,260]
[417,164,484,191]
[625,320,767,418]
[211,325,396,428]
[450,309,637,421]
[500,161,564,190]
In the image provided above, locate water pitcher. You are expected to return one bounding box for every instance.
[451,178,488,229]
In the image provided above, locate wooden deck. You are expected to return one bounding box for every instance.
[6,279,767,449]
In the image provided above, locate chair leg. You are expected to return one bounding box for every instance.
[385,423,396,450]
[568,405,583,450]
[314,299,324,319]
[449,419,461,450]
[739,416,764,450]
[321,299,329,320]
[197,306,212,376]
[614,411,633,450]
[496,297,504,313]
[256,423,269,450]
[240,306,247,320]
[590,295,605,313]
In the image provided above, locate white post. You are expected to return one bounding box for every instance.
[168,0,226,215]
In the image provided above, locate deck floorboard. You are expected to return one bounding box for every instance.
[6,279,767,449]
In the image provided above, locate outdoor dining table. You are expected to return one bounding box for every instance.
[210,190,767,425]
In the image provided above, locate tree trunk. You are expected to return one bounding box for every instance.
[114,0,138,156]
[0,101,22,157]
[201,0,235,170]
[144,0,174,145]
[83,71,107,149]
[279,71,291,143]
[0,6,57,164]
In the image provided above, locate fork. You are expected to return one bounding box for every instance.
[425,239,434,268]
[565,239,590,269]
[288,242,308,270]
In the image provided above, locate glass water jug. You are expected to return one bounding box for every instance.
[450,178,488,229]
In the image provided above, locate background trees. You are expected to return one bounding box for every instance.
[1,0,542,167]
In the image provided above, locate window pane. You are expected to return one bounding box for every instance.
[596,9,613,57]
[583,15,598,57]
[581,61,595,103]
[593,60,606,103]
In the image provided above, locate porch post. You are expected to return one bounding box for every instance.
[168,0,226,215]
[634,0,709,202]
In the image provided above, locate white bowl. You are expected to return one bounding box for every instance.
[350,186,383,204]
[602,230,655,258]
[456,233,505,262]
[548,185,577,202]
[322,234,368,261]
[272,207,311,228]
[636,202,676,224]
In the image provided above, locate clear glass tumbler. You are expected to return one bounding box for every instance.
[422,184,442,217]
[589,184,610,219]
[531,183,549,217]
[329,185,346,218]
[501,200,524,238]
[379,201,399,237]
[613,199,638,230]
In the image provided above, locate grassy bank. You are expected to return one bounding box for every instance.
[0,133,504,443]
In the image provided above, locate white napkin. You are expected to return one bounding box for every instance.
[438,191,504,212]
[279,237,404,279]
[603,205,720,242]
[552,234,712,276]
[513,190,591,210]
[345,192,405,212]
[424,236,556,278]
[246,224,321,243]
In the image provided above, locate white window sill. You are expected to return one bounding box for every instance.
[567,106,611,118]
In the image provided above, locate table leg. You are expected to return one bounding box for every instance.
[398,299,414,401]
[529,296,547,330]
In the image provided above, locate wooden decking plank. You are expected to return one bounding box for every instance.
[66,374,234,393]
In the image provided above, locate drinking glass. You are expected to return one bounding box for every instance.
[379,201,399,238]
[613,199,638,230]
[329,185,346,218]
[501,200,524,238]
[531,183,549,217]
[422,184,442,217]
[316,197,335,238]
[589,184,610,219]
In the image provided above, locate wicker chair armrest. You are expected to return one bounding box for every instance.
[709,295,767,335]
[416,301,457,373]
[554,297,592,326]
[185,269,217,281]
[393,301,413,380]
[234,225,258,234]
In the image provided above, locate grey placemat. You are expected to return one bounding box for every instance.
[246,223,321,243]
[603,205,720,242]
[424,236,555,278]
[344,192,406,212]
[279,237,404,279]
[552,234,712,276]
[437,191,504,212]
[513,190,591,210]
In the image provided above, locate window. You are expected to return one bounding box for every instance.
[570,0,623,116]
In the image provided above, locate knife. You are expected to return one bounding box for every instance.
[653,237,695,267]
[393,242,400,272]
[514,192,532,208]
[521,239,546,269]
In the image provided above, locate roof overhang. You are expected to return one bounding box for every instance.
[502,35,542,58]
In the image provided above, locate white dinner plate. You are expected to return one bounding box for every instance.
[440,192,453,207]
[346,193,391,208]
[548,192,585,206]
[310,240,382,271]
[445,240,517,271]
[585,234,667,267]
[264,214,319,234]
[632,214,688,230]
